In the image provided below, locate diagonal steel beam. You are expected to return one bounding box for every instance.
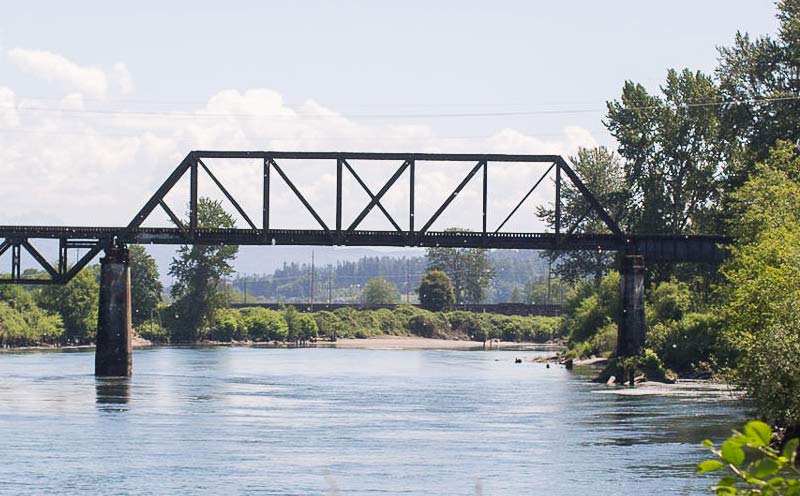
[494,162,555,233]
[197,158,258,230]
[269,159,330,232]
[419,161,484,234]
[126,153,193,230]
[159,200,187,232]
[556,157,623,237]
[21,240,59,279]
[63,244,104,282]
[559,203,594,243]
[0,239,10,258]
[344,159,407,232]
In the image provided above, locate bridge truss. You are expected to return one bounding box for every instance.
[0,151,729,285]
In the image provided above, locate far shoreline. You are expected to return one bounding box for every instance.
[0,335,565,353]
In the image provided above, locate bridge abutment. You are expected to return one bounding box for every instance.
[617,254,645,373]
[95,245,132,377]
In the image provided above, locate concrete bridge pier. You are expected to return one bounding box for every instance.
[617,254,645,382]
[95,245,132,377]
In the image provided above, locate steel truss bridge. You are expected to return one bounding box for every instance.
[0,151,729,285]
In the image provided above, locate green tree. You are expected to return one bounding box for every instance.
[417,269,455,311]
[168,198,238,341]
[717,0,800,188]
[0,285,63,346]
[720,142,800,437]
[426,229,495,304]
[537,146,628,286]
[129,245,163,326]
[606,69,723,238]
[362,277,400,305]
[37,267,99,344]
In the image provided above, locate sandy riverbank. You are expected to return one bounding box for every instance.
[328,336,561,350]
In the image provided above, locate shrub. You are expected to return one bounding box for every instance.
[407,310,449,338]
[646,312,720,373]
[635,348,676,383]
[313,311,345,340]
[137,320,169,344]
[647,278,692,324]
[448,311,486,341]
[591,322,618,357]
[241,307,288,341]
[696,420,799,495]
[209,309,245,341]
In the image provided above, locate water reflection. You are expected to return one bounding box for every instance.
[95,377,130,411]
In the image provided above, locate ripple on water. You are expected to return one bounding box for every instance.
[0,347,745,495]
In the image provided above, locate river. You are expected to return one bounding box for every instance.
[0,346,744,495]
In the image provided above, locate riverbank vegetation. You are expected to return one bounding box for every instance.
[553,0,800,445]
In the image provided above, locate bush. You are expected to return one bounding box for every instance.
[209,309,246,341]
[0,287,64,347]
[563,272,619,345]
[407,310,450,338]
[448,311,486,341]
[647,278,692,324]
[696,420,799,495]
[284,306,317,342]
[635,348,676,383]
[312,311,345,340]
[646,312,720,373]
[241,307,288,341]
[591,322,618,357]
[137,320,169,344]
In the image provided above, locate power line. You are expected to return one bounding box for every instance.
[1,94,798,120]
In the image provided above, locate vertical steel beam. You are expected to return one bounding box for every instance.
[409,160,415,233]
[59,238,68,275]
[263,158,270,232]
[11,242,21,280]
[482,161,488,236]
[555,161,562,236]
[189,157,199,234]
[336,158,343,235]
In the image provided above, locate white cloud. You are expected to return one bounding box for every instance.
[0,86,19,127]
[111,62,135,95]
[0,85,598,235]
[8,48,109,97]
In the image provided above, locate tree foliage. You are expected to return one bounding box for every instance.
[37,267,99,344]
[720,142,800,431]
[362,277,400,305]
[129,245,163,326]
[697,420,799,495]
[606,69,723,236]
[537,146,627,285]
[0,285,63,346]
[717,0,800,187]
[168,198,238,341]
[417,270,455,311]
[426,229,495,304]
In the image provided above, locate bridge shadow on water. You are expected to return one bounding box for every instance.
[95,377,131,412]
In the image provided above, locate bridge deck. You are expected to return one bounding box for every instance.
[0,226,729,263]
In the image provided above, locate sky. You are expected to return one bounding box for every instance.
[0,1,781,249]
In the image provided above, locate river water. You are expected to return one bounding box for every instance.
[0,346,744,495]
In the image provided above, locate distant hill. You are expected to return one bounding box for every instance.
[226,248,549,304]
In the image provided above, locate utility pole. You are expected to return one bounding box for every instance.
[328,266,333,304]
[406,258,410,303]
[309,250,315,310]
[546,258,552,306]
[243,273,248,305]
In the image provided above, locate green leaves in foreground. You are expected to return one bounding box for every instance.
[696,421,800,495]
